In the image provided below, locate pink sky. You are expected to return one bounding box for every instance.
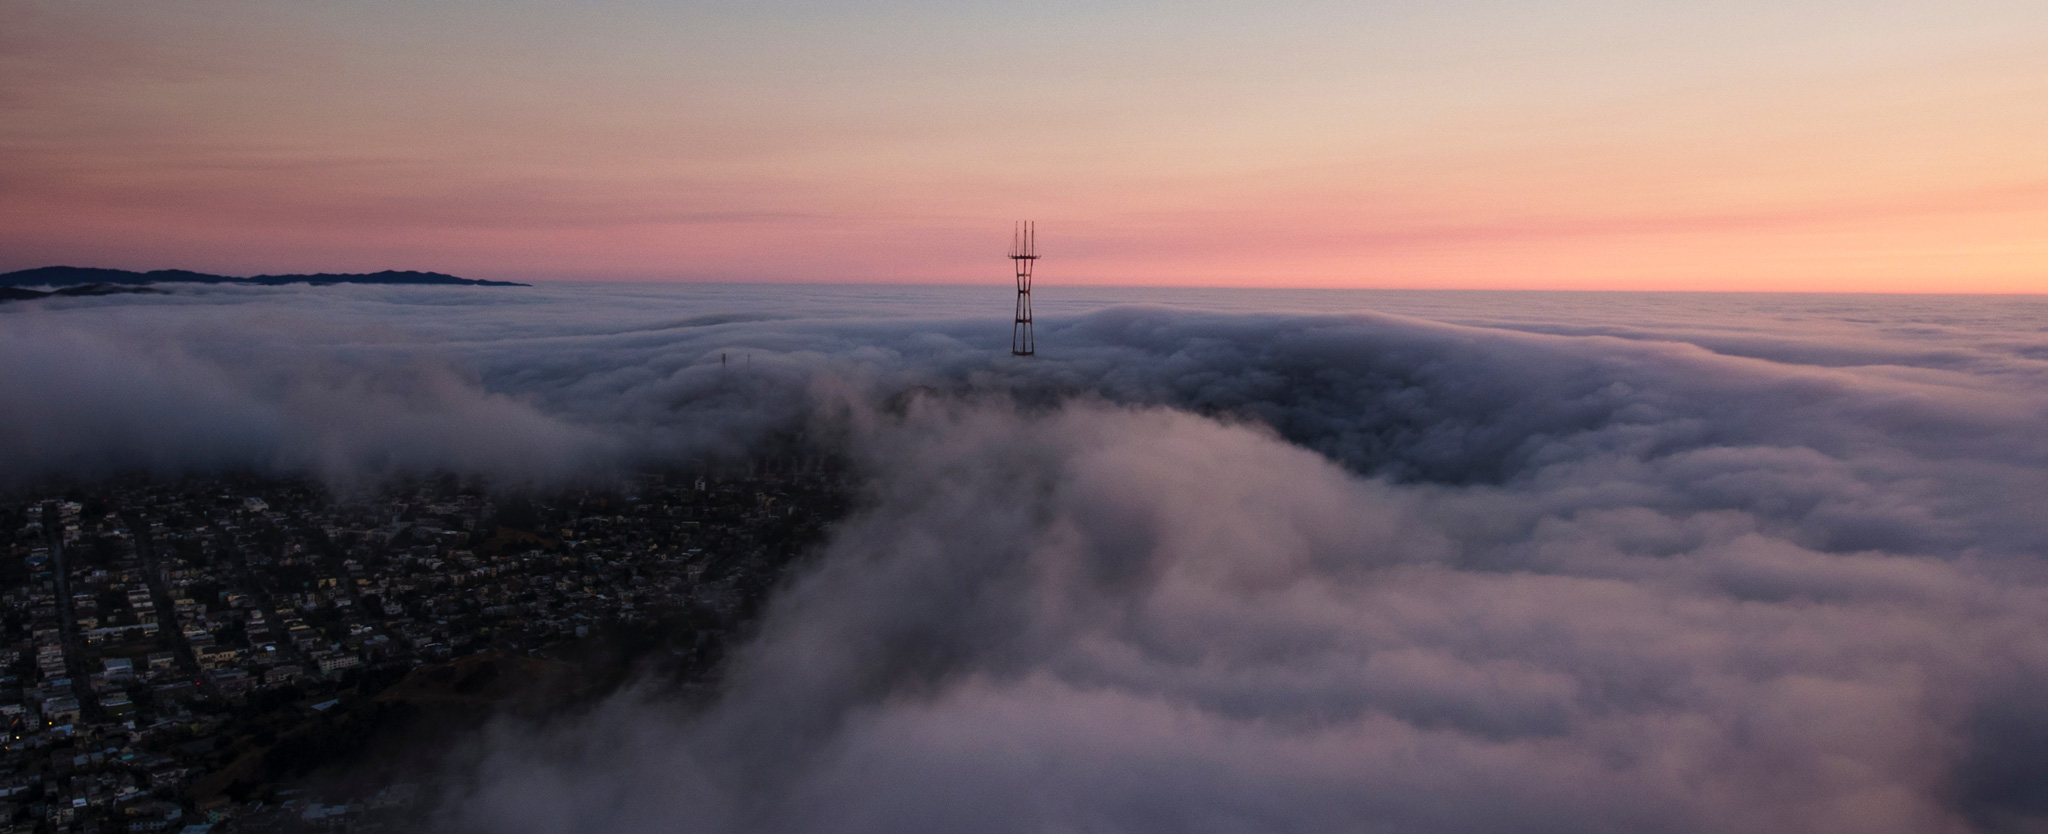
[4,0,2045,291]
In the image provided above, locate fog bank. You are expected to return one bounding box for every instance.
[8,285,2048,832]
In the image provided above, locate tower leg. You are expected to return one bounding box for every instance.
[1013,288,1033,355]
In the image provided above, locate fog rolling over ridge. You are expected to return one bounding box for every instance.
[8,284,2048,833]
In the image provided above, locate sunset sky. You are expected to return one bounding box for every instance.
[4,0,2045,290]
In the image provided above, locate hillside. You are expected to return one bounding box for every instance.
[0,265,526,288]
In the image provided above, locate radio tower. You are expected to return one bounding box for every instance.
[1011,220,1037,356]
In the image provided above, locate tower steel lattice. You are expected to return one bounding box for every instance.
[1011,221,1036,356]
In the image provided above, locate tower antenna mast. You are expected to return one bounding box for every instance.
[1011,220,1036,356]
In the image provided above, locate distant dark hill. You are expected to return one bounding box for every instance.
[248,270,528,287]
[0,283,168,304]
[0,265,526,288]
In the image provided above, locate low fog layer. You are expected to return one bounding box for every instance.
[7,285,2048,833]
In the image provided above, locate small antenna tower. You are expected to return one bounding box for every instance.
[1011,221,1036,356]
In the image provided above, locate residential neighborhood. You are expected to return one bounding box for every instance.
[0,460,843,833]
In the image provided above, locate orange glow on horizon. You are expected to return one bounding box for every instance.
[3,0,2045,293]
